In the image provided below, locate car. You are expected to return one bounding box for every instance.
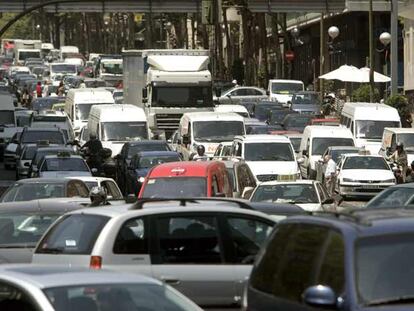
[0,178,90,203]
[215,86,267,105]
[336,154,396,198]
[29,145,75,178]
[0,198,86,263]
[38,153,91,178]
[15,108,33,127]
[249,180,335,211]
[253,102,284,122]
[65,176,123,201]
[139,161,232,198]
[115,141,171,192]
[221,160,257,198]
[311,117,340,126]
[16,143,38,180]
[246,124,284,134]
[247,201,306,221]
[214,104,250,118]
[31,96,65,112]
[32,201,276,308]
[315,146,361,182]
[365,183,414,208]
[0,265,202,310]
[246,209,414,310]
[290,91,321,114]
[282,113,313,133]
[125,151,182,195]
[267,109,296,126]
[29,110,75,142]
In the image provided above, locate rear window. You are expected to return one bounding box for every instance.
[36,214,109,255]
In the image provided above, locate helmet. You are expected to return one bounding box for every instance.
[197,145,205,153]
[89,187,107,205]
[397,142,404,148]
[89,133,97,140]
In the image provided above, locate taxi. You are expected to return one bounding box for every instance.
[38,152,92,178]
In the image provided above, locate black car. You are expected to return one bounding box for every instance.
[31,96,65,112]
[247,209,414,310]
[253,102,284,122]
[115,140,171,193]
[282,113,313,132]
[267,109,297,126]
[124,151,181,195]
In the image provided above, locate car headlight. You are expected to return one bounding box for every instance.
[383,178,396,183]
[342,178,357,183]
[137,177,145,183]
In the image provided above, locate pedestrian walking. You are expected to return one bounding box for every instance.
[324,155,337,195]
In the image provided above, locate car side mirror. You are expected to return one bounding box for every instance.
[322,197,335,205]
[242,186,254,200]
[182,134,190,145]
[302,285,337,308]
[302,150,308,157]
[125,194,137,204]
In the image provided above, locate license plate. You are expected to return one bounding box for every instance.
[361,184,380,189]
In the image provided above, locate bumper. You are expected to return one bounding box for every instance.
[339,183,394,197]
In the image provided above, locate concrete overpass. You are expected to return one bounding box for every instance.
[0,0,346,13]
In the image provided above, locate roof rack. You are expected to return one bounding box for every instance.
[129,197,253,210]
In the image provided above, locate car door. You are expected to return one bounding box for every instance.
[222,214,275,305]
[150,213,236,307]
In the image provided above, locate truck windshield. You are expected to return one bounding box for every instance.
[193,121,244,142]
[0,111,15,126]
[245,143,294,161]
[152,86,213,108]
[271,82,303,94]
[356,120,400,140]
[51,64,77,74]
[19,51,41,61]
[101,122,148,141]
[142,177,206,198]
[101,62,123,75]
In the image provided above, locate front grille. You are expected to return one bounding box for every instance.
[155,113,183,131]
[257,174,278,182]
[355,188,384,193]
[357,180,384,184]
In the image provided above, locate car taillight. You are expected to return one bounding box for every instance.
[90,256,102,269]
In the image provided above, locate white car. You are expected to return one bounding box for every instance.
[249,180,335,212]
[214,104,250,118]
[38,154,92,178]
[336,154,396,198]
[65,176,123,202]
[231,135,300,182]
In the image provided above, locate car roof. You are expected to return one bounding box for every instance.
[384,127,414,134]
[135,151,179,157]
[258,180,317,186]
[12,178,73,184]
[0,198,88,213]
[126,140,168,147]
[65,176,114,183]
[0,265,162,289]
[328,146,360,151]
[183,111,244,121]
[43,154,83,160]
[148,161,225,177]
[248,202,306,215]
[342,154,383,158]
[23,127,62,132]
[284,209,414,237]
[235,134,290,143]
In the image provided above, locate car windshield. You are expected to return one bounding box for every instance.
[152,86,213,108]
[284,115,312,128]
[102,62,123,74]
[356,234,414,305]
[137,155,180,169]
[245,143,294,161]
[101,122,148,141]
[193,121,244,142]
[251,183,318,203]
[356,120,400,140]
[271,82,303,94]
[128,143,170,158]
[289,137,301,153]
[41,158,88,172]
[44,283,199,311]
[292,93,319,104]
[0,213,60,247]
[75,103,110,121]
[398,133,414,150]
[330,148,359,162]
[0,111,14,125]
[1,183,66,202]
[51,64,77,73]
[366,187,414,208]
[343,156,389,170]
[142,177,206,198]
[312,138,354,155]
[22,131,64,144]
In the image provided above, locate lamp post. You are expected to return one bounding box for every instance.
[327,26,339,70]
[379,31,391,99]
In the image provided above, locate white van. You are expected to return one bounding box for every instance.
[178,112,245,160]
[340,102,401,154]
[267,79,304,106]
[60,46,79,60]
[88,104,149,156]
[65,88,114,135]
[298,125,355,179]
[380,128,414,164]
[214,104,250,118]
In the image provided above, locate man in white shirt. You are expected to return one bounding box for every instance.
[192,145,208,161]
[324,155,337,195]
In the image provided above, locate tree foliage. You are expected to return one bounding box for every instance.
[352,84,380,102]
[0,13,33,39]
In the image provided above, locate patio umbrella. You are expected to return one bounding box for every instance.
[319,65,364,82]
[359,67,391,83]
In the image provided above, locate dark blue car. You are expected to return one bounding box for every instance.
[247,209,414,310]
[125,151,181,195]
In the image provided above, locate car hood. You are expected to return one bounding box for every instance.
[247,161,298,176]
[340,169,394,180]
[40,171,92,178]
[291,104,319,113]
[296,203,322,212]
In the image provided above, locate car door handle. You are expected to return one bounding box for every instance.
[161,277,181,285]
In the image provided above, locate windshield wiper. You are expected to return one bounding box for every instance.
[365,296,414,306]
[38,247,64,254]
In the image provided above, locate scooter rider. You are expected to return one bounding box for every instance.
[81,133,103,169]
[388,142,408,183]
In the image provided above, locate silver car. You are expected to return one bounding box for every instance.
[33,200,276,308]
[0,265,202,310]
[215,86,267,105]
[38,154,92,178]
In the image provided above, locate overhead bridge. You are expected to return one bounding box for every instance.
[0,0,346,13]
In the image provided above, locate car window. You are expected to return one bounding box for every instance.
[36,214,109,255]
[250,224,344,302]
[102,181,122,200]
[0,282,38,310]
[227,216,274,264]
[155,215,222,264]
[113,218,148,254]
[73,181,89,197]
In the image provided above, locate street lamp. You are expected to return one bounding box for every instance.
[328,26,339,40]
[378,31,391,98]
[379,31,391,47]
[327,26,340,70]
